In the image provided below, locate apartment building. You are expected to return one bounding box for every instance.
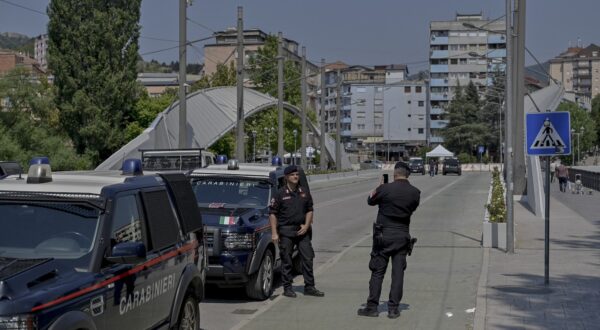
[0,49,45,76]
[203,28,319,110]
[320,64,427,160]
[550,44,600,100]
[429,13,506,143]
[34,34,49,71]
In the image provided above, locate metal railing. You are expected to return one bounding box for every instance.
[568,167,600,191]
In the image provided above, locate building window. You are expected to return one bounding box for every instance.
[357,124,365,129]
[408,128,412,131]
[356,111,366,119]
[416,86,422,93]
[375,124,382,130]
[459,58,467,65]
[374,113,383,119]
[418,101,424,107]
[450,59,458,65]
[418,128,424,134]
[407,100,411,104]
[404,86,411,93]
[408,114,412,117]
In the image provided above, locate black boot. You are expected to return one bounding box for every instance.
[283,288,297,298]
[357,307,379,317]
[387,308,400,319]
[304,286,324,297]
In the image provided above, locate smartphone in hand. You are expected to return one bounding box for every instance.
[382,174,389,184]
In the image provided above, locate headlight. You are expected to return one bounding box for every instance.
[0,315,37,330]
[222,233,255,250]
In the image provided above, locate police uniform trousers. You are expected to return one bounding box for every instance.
[367,228,411,309]
[278,227,315,289]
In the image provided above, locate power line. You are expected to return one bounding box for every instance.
[140,36,178,43]
[186,17,216,33]
[140,35,214,56]
[0,0,46,16]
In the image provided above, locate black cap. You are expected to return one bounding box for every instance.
[284,165,298,176]
[394,161,411,172]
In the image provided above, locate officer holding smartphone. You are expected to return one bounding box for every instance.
[357,161,420,319]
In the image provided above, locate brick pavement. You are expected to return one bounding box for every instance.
[479,181,600,330]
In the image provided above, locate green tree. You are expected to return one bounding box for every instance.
[125,89,177,141]
[557,102,596,164]
[191,62,236,92]
[48,0,142,164]
[441,82,488,157]
[591,94,600,145]
[480,71,506,162]
[0,68,91,170]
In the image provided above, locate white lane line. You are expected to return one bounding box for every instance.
[230,175,467,330]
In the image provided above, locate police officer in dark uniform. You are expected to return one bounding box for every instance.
[357,161,420,318]
[269,165,325,298]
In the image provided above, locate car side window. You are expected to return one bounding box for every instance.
[110,195,144,245]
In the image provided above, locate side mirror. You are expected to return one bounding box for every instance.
[106,241,147,264]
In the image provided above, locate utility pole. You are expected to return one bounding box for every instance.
[178,0,187,148]
[320,59,327,170]
[513,0,527,195]
[300,47,307,167]
[335,69,342,170]
[505,0,515,254]
[235,6,245,161]
[277,32,284,158]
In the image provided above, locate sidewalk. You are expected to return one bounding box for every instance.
[479,183,600,329]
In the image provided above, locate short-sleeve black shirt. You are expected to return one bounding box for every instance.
[367,179,420,228]
[269,185,313,227]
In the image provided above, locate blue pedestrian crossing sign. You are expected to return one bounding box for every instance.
[526,112,571,156]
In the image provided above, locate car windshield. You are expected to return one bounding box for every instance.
[446,160,459,165]
[192,177,271,208]
[410,159,423,165]
[0,201,100,261]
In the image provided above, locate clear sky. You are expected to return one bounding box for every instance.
[1,0,599,72]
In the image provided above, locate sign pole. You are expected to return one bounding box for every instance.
[544,155,550,286]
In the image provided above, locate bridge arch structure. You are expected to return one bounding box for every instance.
[97,86,350,170]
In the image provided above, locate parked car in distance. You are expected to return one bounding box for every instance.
[443,158,462,175]
[361,159,383,170]
[408,157,426,175]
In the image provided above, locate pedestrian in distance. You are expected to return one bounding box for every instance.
[357,161,420,319]
[556,162,569,193]
[269,165,325,298]
[429,159,435,177]
[550,158,557,183]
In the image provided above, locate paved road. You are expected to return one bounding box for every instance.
[201,171,490,330]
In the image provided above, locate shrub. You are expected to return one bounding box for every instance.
[486,168,506,223]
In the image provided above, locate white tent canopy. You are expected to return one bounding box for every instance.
[426,145,454,158]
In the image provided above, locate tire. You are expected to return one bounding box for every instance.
[176,295,199,330]
[246,249,274,300]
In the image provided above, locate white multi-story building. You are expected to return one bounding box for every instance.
[34,34,48,71]
[429,13,506,143]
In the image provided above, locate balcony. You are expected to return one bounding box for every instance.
[341,117,352,124]
[488,63,506,72]
[431,120,449,129]
[430,50,449,59]
[430,78,449,87]
[487,34,506,44]
[430,64,449,73]
[430,92,449,101]
[430,107,445,115]
[487,49,506,58]
[341,130,352,137]
[430,136,445,143]
[430,36,448,45]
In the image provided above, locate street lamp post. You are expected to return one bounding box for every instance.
[251,130,257,163]
[293,129,298,165]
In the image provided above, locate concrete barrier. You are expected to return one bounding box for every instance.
[307,169,380,183]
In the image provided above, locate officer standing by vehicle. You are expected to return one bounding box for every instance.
[357,161,420,318]
[270,165,325,298]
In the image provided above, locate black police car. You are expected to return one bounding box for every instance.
[408,158,426,175]
[188,160,309,300]
[443,158,462,175]
[0,158,206,330]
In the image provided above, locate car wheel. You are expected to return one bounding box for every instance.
[177,295,199,330]
[246,249,274,300]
